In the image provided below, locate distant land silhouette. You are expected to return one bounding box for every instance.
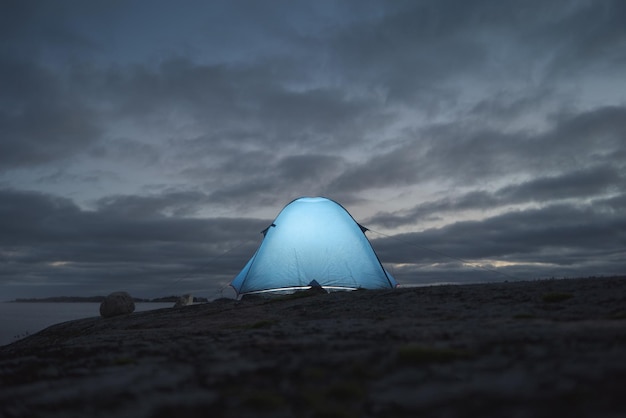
[10,296,209,303]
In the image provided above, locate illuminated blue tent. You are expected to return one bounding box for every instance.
[231,197,397,295]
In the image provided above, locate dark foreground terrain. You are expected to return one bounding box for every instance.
[1,277,626,418]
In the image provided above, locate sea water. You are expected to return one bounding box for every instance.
[0,302,172,346]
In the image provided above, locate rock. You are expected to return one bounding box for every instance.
[174,294,194,308]
[306,280,328,295]
[240,293,268,302]
[99,291,135,318]
[3,277,626,418]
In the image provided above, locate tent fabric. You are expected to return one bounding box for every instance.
[230,196,397,295]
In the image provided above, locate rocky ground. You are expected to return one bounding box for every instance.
[1,276,626,418]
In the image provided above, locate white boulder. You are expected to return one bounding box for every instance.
[174,294,194,308]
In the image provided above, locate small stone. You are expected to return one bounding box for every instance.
[100,291,135,318]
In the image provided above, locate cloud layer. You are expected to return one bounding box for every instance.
[1,0,624,298]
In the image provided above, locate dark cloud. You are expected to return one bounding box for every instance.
[0,0,102,60]
[1,1,625,298]
[327,0,626,95]
[95,191,214,218]
[0,59,101,169]
[203,154,346,208]
[3,184,622,299]
[0,189,268,298]
[371,201,626,285]
[368,165,624,228]
[424,106,626,183]
[95,57,391,151]
[496,165,623,202]
[331,105,626,196]
[536,0,626,75]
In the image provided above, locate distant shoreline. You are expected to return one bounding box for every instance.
[5,275,624,303]
[6,296,209,303]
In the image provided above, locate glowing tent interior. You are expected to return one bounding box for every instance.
[230,197,397,296]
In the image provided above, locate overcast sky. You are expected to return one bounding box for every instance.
[1,0,625,300]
